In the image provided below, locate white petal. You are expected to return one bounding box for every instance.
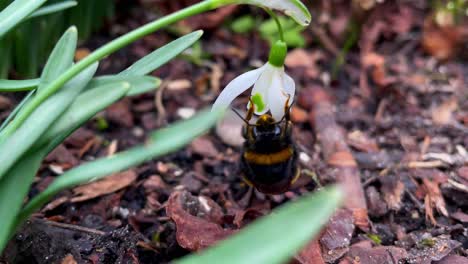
[282,72,295,105]
[212,66,265,111]
[268,73,289,121]
[249,64,276,115]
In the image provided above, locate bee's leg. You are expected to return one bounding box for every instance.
[281,95,292,139]
[290,166,301,184]
[301,169,323,188]
[246,97,255,122]
[284,95,291,121]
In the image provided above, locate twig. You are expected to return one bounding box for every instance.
[155,80,169,126]
[40,218,106,235]
[304,87,369,230]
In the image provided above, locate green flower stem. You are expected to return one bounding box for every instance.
[0,0,219,142]
[264,8,285,42]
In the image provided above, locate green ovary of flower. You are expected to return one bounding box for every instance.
[251,93,265,112]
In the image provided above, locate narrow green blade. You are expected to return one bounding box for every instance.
[86,75,161,96]
[0,78,39,92]
[0,0,47,38]
[119,30,203,76]
[37,26,77,92]
[27,1,77,19]
[176,187,343,264]
[0,147,48,253]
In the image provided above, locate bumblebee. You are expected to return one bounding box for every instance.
[235,97,299,194]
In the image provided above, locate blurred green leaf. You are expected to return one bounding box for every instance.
[19,108,225,226]
[0,63,98,179]
[0,147,48,253]
[120,30,204,76]
[0,78,39,91]
[37,26,77,93]
[230,15,256,34]
[176,186,343,264]
[259,17,305,48]
[87,75,161,96]
[27,1,77,19]
[0,0,47,38]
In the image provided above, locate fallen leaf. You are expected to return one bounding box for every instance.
[166,191,235,251]
[190,136,219,158]
[320,209,354,263]
[346,245,408,264]
[71,170,137,202]
[435,255,468,264]
[423,178,448,225]
[74,48,90,61]
[451,211,468,223]
[291,106,309,123]
[296,239,325,264]
[422,17,462,60]
[106,99,134,128]
[381,176,405,211]
[432,97,458,125]
[0,95,12,110]
[366,186,388,217]
[347,130,379,153]
[61,254,77,264]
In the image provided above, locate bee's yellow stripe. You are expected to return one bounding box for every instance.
[244,147,294,165]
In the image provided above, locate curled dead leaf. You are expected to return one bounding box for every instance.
[166,191,235,251]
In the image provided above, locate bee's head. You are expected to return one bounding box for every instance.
[252,114,282,141]
[255,114,276,129]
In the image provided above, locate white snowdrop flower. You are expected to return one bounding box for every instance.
[212,41,295,121]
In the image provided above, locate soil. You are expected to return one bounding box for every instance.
[1,1,467,263]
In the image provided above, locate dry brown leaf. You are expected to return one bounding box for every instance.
[166,191,235,251]
[190,136,219,158]
[71,170,137,202]
[320,209,354,263]
[285,49,323,78]
[423,178,448,224]
[381,178,405,211]
[291,106,309,123]
[347,130,379,153]
[61,254,77,264]
[296,239,325,264]
[0,95,12,110]
[422,17,462,60]
[74,48,90,61]
[432,97,458,125]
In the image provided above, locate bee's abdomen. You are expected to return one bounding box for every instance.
[243,147,294,165]
[241,147,298,194]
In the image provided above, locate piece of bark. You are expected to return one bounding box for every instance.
[302,87,369,231]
